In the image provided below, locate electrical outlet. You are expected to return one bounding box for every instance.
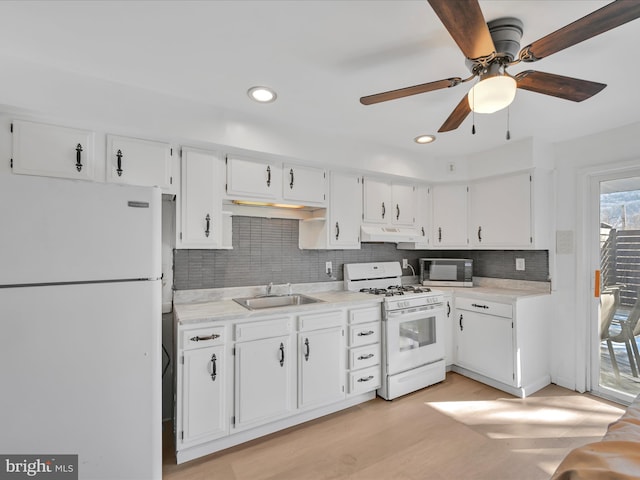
[516,258,525,271]
[402,258,408,269]
[325,261,332,274]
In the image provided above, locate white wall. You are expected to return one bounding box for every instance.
[552,121,640,391]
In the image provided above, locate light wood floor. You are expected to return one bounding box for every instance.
[162,373,624,480]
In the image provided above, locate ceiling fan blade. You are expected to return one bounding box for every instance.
[360,77,462,105]
[438,95,471,132]
[515,70,606,102]
[520,0,640,62]
[427,0,496,59]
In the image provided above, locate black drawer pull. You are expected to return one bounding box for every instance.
[358,353,375,360]
[357,330,375,336]
[357,375,374,382]
[471,303,489,309]
[190,334,220,342]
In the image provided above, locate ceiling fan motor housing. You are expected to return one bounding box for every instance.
[466,17,524,74]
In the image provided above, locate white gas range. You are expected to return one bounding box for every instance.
[344,262,446,400]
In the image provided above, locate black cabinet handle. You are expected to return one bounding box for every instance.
[335,221,340,240]
[421,226,425,237]
[289,168,294,189]
[304,338,310,362]
[358,353,374,360]
[116,149,123,177]
[381,202,386,219]
[357,330,375,336]
[279,342,285,367]
[459,314,464,331]
[447,301,451,317]
[357,375,374,383]
[266,165,271,187]
[190,334,220,342]
[396,204,400,220]
[438,227,442,242]
[205,214,211,237]
[209,353,217,382]
[472,303,489,309]
[478,226,482,242]
[75,143,83,172]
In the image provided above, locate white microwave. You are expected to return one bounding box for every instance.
[419,258,473,287]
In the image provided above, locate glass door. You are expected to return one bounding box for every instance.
[592,173,640,402]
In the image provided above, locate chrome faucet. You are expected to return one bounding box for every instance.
[266,282,273,296]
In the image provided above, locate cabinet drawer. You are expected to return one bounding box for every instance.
[456,297,513,318]
[349,306,381,324]
[181,326,225,350]
[348,365,381,394]
[348,321,381,347]
[235,317,292,342]
[349,344,381,370]
[298,310,343,332]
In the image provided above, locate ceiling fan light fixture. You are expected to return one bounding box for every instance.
[247,86,277,103]
[414,134,436,144]
[468,74,517,114]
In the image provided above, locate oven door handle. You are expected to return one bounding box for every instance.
[385,305,444,321]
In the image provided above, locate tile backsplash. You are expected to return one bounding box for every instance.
[173,217,549,290]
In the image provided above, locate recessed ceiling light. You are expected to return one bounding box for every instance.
[247,86,277,103]
[414,134,436,144]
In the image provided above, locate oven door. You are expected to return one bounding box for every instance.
[384,305,445,376]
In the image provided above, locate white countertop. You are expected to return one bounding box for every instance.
[174,290,382,325]
[173,277,551,325]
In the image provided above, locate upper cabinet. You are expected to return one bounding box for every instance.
[469,172,532,248]
[106,135,173,191]
[176,148,226,249]
[225,156,326,207]
[299,171,361,250]
[397,185,430,249]
[282,163,326,206]
[363,177,415,227]
[226,156,280,200]
[11,120,95,181]
[431,184,469,248]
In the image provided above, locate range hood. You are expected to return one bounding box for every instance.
[360,225,420,243]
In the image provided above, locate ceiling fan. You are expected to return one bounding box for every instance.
[360,0,640,133]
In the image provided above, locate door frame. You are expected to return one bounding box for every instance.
[580,162,640,403]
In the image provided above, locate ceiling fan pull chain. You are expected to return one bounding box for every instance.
[506,106,511,140]
[471,90,476,135]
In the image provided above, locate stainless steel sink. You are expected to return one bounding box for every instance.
[233,294,323,310]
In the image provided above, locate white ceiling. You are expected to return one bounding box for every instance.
[1,0,639,163]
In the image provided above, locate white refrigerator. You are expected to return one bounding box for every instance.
[0,173,162,479]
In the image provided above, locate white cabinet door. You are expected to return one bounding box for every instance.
[283,163,326,205]
[362,177,391,224]
[455,309,514,386]
[470,172,532,247]
[329,171,361,248]
[298,327,345,409]
[234,334,295,429]
[391,183,415,226]
[226,156,280,199]
[11,119,95,181]
[443,294,454,366]
[177,148,223,249]
[415,185,430,243]
[432,184,468,247]
[179,345,227,446]
[107,135,172,190]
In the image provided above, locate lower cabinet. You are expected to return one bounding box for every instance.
[175,325,228,449]
[346,306,382,395]
[453,294,551,398]
[175,301,381,463]
[233,316,295,430]
[455,300,514,386]
[235,334,295,429]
